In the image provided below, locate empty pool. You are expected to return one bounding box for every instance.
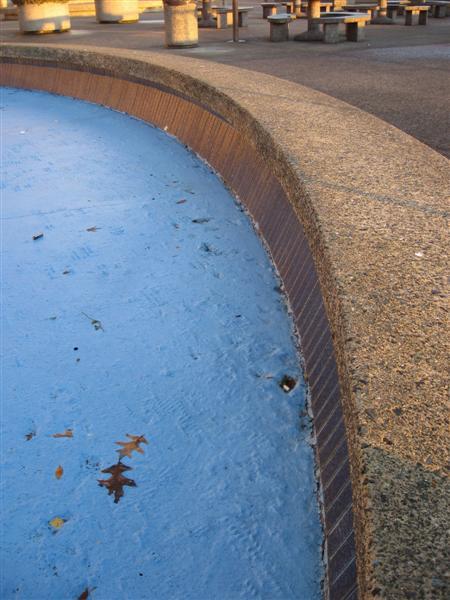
[1,88,323,599]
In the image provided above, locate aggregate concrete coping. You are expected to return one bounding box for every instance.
[1,44,449,599]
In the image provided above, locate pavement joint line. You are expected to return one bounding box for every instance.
[301,176,450,217]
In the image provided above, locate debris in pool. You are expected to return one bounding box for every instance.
[257,373,274,380]
[192,218,210,224]
[62,270,71,275]
[77,588,90,600]
[280,375,297,393]
[116,434,148,459]
[81,312,104,332]
[49,517,66,531]
[55,465,64,479]
[32,233,44,240]
[98,462,137,503]
[25,431,36,441]
[86,226,100,232]
[49,316,57,321]
[52,429,73,439]
[176,199,187,204]
[200,242,221,255]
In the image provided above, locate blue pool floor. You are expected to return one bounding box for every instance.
[1,88,323,599]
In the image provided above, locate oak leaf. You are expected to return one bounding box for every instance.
[115,434,148,459]
[98,462,136,503]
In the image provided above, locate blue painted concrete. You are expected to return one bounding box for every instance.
[1,88,323,600]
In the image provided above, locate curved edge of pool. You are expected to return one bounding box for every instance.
[1,43,449,600]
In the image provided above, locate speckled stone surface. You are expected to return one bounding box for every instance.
[1,44,449,599]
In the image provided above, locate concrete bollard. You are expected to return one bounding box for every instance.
[95,0,139,23]
[164,0,198,48]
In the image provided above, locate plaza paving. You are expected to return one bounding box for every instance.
[1,5,449,157]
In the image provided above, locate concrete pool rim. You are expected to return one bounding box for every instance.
[1,44,449,600]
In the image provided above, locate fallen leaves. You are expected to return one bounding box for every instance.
[99,433,149,503]
[98,463,136,504]
[25,431,36,441]
[52,429,73,439]
[55,465,64,479]
[49,517,65,530]
[116,434,148,459]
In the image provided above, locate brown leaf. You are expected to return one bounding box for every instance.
[52,429,73,439]
[25,431,36,441]
[116,434,148,459]
[98,462,136,503]
[78,588,89,600]
[55,465,64,479]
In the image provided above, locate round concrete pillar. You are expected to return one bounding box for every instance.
[95,0,139,23]
[17,2,71,34]
[164,0,198,48]
[308,0,321,30]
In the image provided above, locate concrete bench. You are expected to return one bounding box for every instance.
[261,2,283,18]
[211,6,252,27]
[386,0,408,18]
[404,5,429,24]
[311,11,371,42]
[281,1,295,13]
[267,13,295,39]
[344,3,379,18]
[423,1,450,17]
[301,1,333,12]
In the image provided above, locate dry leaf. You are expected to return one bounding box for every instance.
[86,226,100,232]
[116,434,148,459]
[32,233,44,240]
[55,465,63,479]
[176,199,187,204]
[52,429,73,439]
[49,517,65,530]
[98,463,136,503]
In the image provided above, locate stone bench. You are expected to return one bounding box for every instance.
[311,11,371,42]
[301,1,333,13]
[404,5,429,24]
[423,1,450,17]
[211,6,252,28]
[261,2,283,18]
[281,1,295,13]
[267,13,295,39]
[344,3,379,18]
[386,0,409,18]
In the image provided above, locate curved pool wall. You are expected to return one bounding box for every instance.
[1,45,449,600]
[2,87,323,599]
